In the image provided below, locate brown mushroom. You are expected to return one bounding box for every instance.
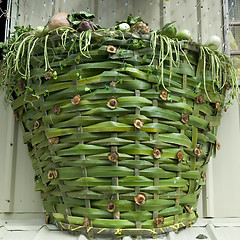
[225,81,231,90]
[71,95,81,105]
[108,151,119,162]
[134,193,147,206]
[47,169,58,180]
[83,217,90,227]
[53,105,61,115]
[134,119,144,129]
[215,102,221,111]
[107,201,116,212]
[33,120,40,129]
[177,150,184,162]
[194,147,201,157]
[44,70,53,80]
[160,90,168,101]
[107,45,117,54]
[153,148,162,159]
[107,98,118,109]
[154,216,164,228]
[196,94,204,104]
[181,114,189,124]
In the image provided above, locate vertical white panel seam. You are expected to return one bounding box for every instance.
[3,110,17,212]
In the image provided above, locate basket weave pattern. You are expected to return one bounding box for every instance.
[11,32,224,237]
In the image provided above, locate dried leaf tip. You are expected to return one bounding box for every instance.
[185,205,191,214]
[201,172,206,181]
[48,137,59,144]
[45,214,50,224]
[216,141,221,150]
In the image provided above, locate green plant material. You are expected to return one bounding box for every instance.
[198,45,240,106]
[130,39,146,50]
[116,14,146,27]
[67,11,95,26]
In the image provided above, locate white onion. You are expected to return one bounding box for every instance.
[204,35,221,50]
[35,26,49,37]
[119,23,130,31]
[176,29,191,40]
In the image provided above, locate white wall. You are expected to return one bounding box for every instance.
[0,0,240,218]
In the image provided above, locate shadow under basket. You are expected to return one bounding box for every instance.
[9,30,229,238]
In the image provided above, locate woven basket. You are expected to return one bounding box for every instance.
[3,28,234,238]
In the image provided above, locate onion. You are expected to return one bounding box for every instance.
[48,12,70,31]
[176,29,191,40]
[204,35,221,50]
[161,21,177,38]
[119,23,130,31]
[78,21,92,31]
[34,26,49,37]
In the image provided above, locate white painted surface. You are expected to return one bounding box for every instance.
[213,100,240,217]
[0,92,16,212]
[0,0,239,222]
[0,215,240,240]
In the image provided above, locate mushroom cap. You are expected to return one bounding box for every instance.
[49,12,70,31]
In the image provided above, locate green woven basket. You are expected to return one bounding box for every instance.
[0,20,238,239]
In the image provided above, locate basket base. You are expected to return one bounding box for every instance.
[55,217,198,238]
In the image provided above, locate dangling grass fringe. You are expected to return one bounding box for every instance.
[44,34,51,71]
[2,27,93,83]
[149,30,239,106]
[149,31,191,92]
[27,37,39,79]
[199,45,240,105]
[1,26,239,107]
